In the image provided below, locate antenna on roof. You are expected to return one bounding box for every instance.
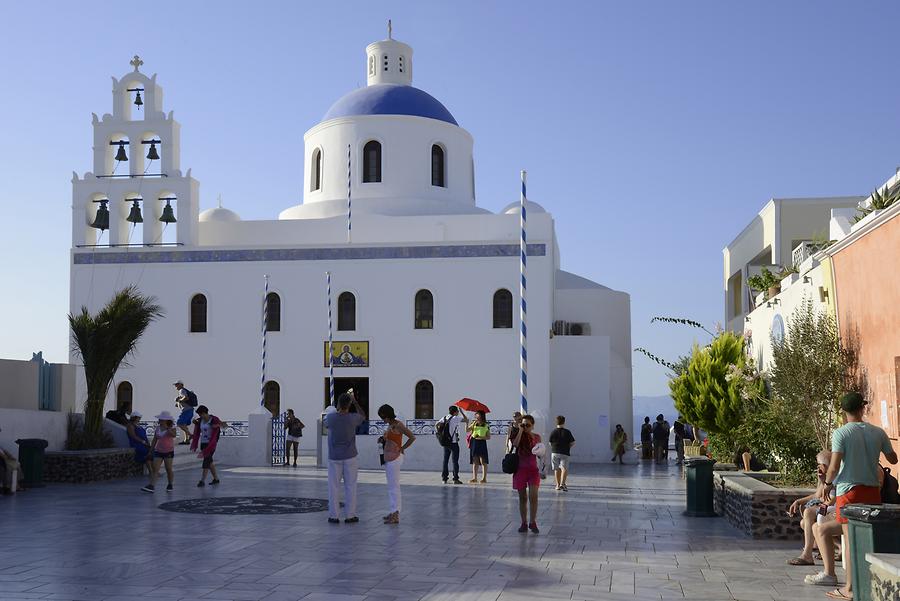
[388,19,392,40]
[217,194,222,208]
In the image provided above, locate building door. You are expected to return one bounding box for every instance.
[324,377,370,434]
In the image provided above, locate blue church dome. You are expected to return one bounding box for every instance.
[323,84,458,126]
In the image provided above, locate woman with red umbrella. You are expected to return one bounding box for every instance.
[467,410,491,483]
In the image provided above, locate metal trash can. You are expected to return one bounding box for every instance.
[683,456,716,517]
[841,504,900,601]
[14,439,48,488]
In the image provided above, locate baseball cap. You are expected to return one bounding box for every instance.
[840,392,867,412]
[173,380,184,386]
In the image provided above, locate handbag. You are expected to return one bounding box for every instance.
[502,445,519,474]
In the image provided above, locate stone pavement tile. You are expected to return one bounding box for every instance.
[299,594,368,601]
[258,592,310,601]
[420,584,502,601]
[0,594,48,600]
[200,587,279,600]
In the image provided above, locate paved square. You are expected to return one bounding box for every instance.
[1,461,839,600]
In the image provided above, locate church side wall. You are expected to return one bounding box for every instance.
[69,250,554,461]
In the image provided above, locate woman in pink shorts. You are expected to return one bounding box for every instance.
[512,415,541,534]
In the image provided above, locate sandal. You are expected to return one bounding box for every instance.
[787,557,815,566]
[825,589,852,600]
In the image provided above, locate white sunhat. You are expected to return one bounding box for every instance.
[129,411,143,419]
[531,442,547,458]
[155,410,175,421]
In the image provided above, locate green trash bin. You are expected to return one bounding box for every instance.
[684,456,716,517]
[14,438,48,488]
[841,504,900,601]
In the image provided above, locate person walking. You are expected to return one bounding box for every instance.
[467,410,491,483]
[141,411,177,493]
[673,416,687,465]
[548,415,575,491]
[324,392,366,524]
[190,405,223,487]
[640,417,653,460]
[377,404,415,525]
[173,380,198,445]
[805,392,898,598]
[126,411,151,474]
[284,409,305,467]
[652,414,668,464]
[611,424,627,464]
[512,415,542,534]
[437,406,467,484]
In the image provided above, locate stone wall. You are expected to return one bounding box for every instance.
[714,471,812,540]
[868,553,900,601]
[44,448,142,483]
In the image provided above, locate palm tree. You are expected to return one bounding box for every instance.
[69,286,164,442]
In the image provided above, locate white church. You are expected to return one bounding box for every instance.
[69,31,633,461]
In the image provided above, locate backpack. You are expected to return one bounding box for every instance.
[182,389,198,408]
[882,467,900,504]
[435,418,453,447]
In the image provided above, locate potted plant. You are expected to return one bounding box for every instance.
[853,183,899,224]
[747,267,780,299]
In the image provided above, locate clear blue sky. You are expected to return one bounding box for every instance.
[1,1,898,396]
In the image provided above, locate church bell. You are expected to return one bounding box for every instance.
[126,199,143,224]
[159,200,177,224]
[146,142,160,161]
[114,142,128,162]
[90,201,110,231]
[134,89,143,108]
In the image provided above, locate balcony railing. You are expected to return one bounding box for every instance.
[791,241,828,268]
[139,420,249,439]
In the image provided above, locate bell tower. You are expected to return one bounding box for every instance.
[72,56,200,248]
[366,21,413,87]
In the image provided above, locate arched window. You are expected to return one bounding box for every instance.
[311,148,322,191]
[338,292,356,331]
[415,380,434,419]
[263,380,280,417]
[431,144,445,187]
[190,294,207,333]
[414,289,433,329]
[116,381,133,414]
[493,289,513,329]
[363,141,382,183]
[265,292,281,332]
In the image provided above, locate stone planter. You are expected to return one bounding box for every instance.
[44,448,142,483]
[867,553,900,601]
[713,471,812,540]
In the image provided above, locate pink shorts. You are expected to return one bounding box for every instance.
[513,464,540,491]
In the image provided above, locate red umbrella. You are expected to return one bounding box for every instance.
[455,398,490,414]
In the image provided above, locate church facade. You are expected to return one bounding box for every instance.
[69,34,632,461]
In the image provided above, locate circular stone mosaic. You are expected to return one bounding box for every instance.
[158,496,328,515]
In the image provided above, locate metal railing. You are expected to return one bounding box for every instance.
[139,420,249,439]
[335,419,511,436]
[791,241,827,268]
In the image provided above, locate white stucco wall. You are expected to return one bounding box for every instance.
[0,409,69,459]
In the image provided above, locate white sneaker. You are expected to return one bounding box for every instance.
[804,571,837,586]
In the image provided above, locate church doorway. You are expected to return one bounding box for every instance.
[324,377,369,434]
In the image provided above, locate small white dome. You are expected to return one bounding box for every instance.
[199,207,241,222]
[502,199,547,215]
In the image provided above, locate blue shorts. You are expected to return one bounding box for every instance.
[177,407,194,426]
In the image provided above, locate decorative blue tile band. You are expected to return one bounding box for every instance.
[73,243,547,265]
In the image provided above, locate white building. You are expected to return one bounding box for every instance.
[69,34,632,462]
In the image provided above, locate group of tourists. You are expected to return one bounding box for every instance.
[783,392,898,600]
[639,414,696,464]
[123,381,225,493]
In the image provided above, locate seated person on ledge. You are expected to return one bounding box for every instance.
[733,446,766,471]
[786,451,835,566]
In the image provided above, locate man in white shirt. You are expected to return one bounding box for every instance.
[439,406,468,484]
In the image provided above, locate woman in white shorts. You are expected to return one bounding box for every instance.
[284,409,305,467]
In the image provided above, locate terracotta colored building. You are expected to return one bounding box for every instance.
[828,198,900,472]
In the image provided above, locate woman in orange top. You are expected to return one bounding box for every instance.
[377,404,416,524]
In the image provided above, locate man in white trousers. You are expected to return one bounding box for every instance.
[324,392,365,524]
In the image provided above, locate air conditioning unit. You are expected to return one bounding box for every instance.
[552,320,590,336]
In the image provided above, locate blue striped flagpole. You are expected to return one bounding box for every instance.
[347,144,352,244]
[326,271,335,407]
[260,274,269,408]
[520,170,528,415]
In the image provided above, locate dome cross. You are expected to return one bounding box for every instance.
[130,55,144,72]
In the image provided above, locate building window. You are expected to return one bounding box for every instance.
[399,56,405,73]
[190,294,207,333]
[493,289,513,329]
[363,141,382,183]
[383,54,389,72]
[311,148,322,191]
[116,381,133,414]
[338,292,356,331]
[264,380,280,417]
[415,380,434,419]
[431,144,445,187]
[265,292,281,332]
[414,289,434,329]
[368,55,376,76]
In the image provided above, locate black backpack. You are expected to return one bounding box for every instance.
[882,467,900,504]
[183,389,198,408]
[435,418,453,447]
[502,445,519,474]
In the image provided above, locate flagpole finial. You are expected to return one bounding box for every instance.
[388,19,392,39]
[217,193,222,208]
